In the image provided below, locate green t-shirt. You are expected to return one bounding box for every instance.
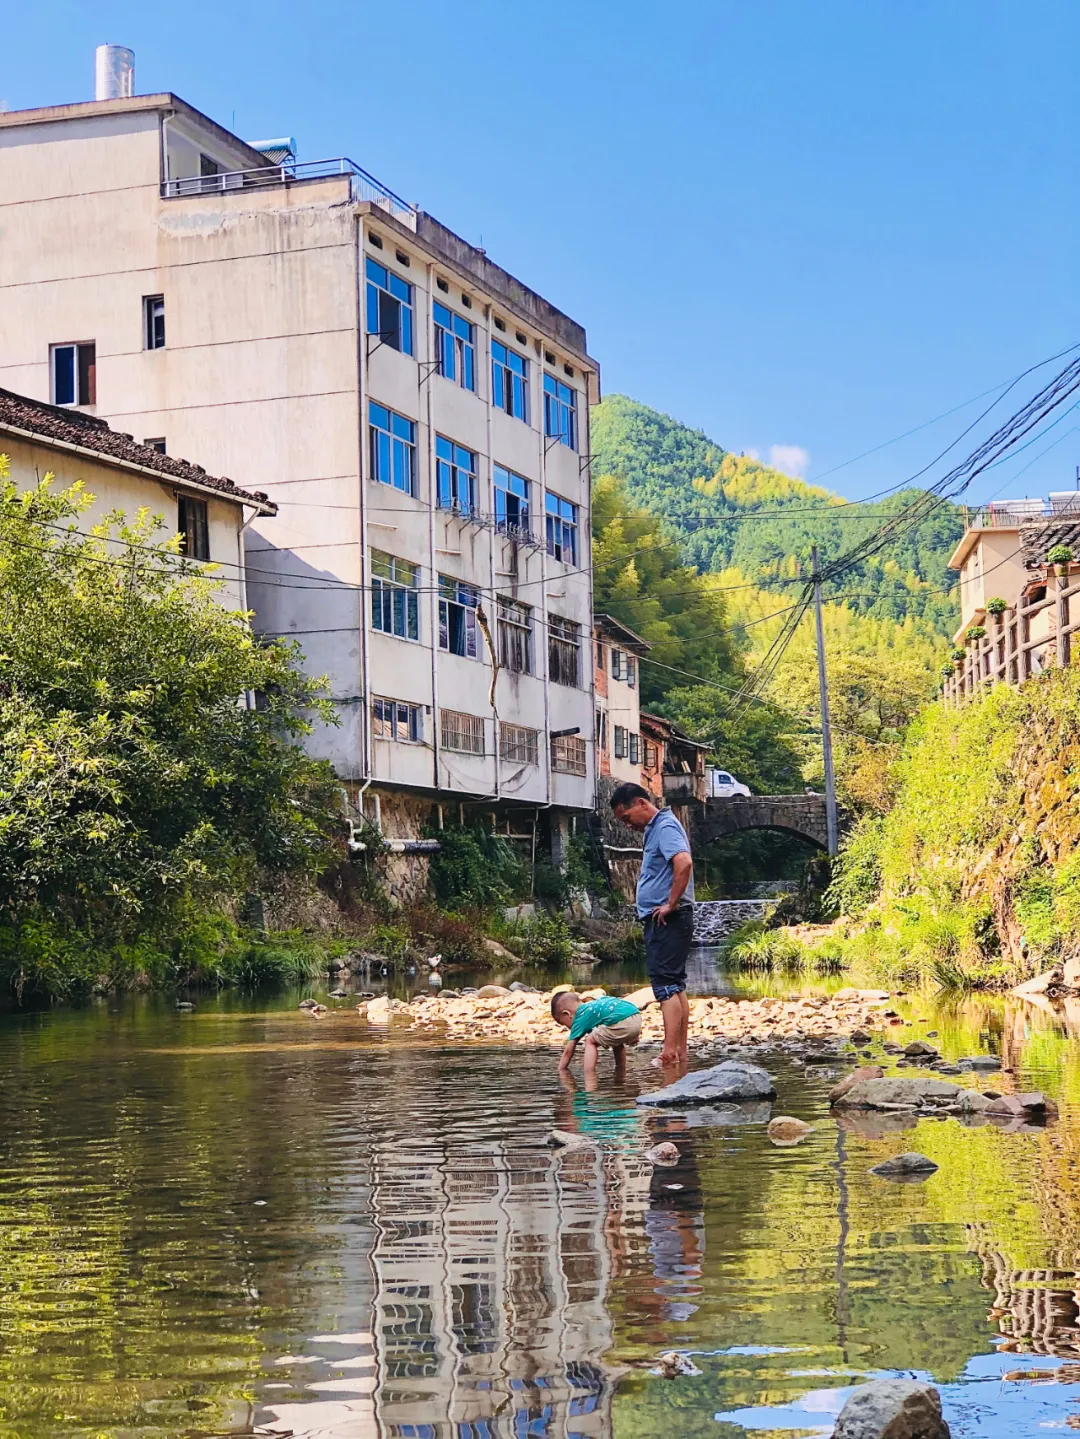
[568,995,639,1042]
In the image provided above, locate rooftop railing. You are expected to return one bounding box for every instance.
[161,157,417,225]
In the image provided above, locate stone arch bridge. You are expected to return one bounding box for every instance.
[689,794,836,850]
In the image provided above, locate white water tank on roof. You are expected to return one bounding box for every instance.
[95,45,135,101]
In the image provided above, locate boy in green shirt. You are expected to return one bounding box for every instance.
[552,991,642,1079]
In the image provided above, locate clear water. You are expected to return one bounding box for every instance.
[2,959,1080,1437]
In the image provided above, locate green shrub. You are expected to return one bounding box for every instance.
[406,905,484,965]
[517,914,573,965]
[426,825,528,909]
[1048,544,1074,566]
[986,597,1008,616]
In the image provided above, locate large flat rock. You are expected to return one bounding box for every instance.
[637,1060,776,1108]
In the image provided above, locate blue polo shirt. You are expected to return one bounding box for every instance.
[636,808,694,917]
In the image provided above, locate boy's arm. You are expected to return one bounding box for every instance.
[558,1038,578,1072]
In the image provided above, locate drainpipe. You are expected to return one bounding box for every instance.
[425,261,441,793]
[485,304,500,803]
[355,218,373,785]
[238,505,260,708]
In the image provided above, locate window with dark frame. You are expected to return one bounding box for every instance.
[144,438,166,454]
[144,295,165,350]
[434,301,475,391]
[493,464,530,538]
[613,725,626,760]
[545,493,578,565]
[435,436,478,515]
[548,615,580,687]
[611,648,623,680]
[439,575,480,658]
[371,550,420,641]
[365,256,414,354]
[178,495,209,561]
[369,403,417,495]
[629,733,641,765]
[644,742,658,770]
[596,709,607,749]
[626,655,637,687]
[51,343,96,407]
[491,339,529,421]
[543,372,577,449]
[497,597,532,674]
[371,696,423,743]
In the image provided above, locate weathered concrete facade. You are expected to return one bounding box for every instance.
[0,91,599,845]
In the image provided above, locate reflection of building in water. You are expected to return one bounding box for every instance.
[979,1247,1080,1357]
[368,1137,648,1437]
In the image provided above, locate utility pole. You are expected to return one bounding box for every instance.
[811,545,838,856]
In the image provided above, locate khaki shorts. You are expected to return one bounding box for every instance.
[587,1014,642,1049]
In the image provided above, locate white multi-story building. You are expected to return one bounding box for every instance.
[0,63,599,855]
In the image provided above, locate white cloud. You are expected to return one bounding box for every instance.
[744,447,760,461]
[768,444,810,477]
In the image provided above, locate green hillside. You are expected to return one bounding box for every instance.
[590,394,962,633]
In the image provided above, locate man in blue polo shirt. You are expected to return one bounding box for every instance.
[610,782,694,1068]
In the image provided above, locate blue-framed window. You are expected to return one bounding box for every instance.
[372,696,423,743]
[366,256,414,354]
[543,373,577,450]
[439,576,480,658]
[545,492,578,565]
[371,550,420,640]
[492,340,529,422]
[493,464,530,538]
[436,436,478,515]
[434,302,475,391]
[370,402,417,495]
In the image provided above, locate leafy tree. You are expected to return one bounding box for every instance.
[0,461,337,979]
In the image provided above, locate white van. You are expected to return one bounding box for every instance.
[707,768,751,799]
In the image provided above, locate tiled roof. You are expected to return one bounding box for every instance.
[0,388,276,514]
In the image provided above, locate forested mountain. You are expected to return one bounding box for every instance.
[590,394,963,634]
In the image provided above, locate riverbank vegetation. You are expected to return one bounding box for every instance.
[0,466,340,997]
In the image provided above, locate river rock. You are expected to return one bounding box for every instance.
[958,1055,1001,1072]
[832,1378,949,1437]
[477,984,511,998]
[904,1041,939,1058]
[831,1077,962,1110]
[482,940,517,961]
[870,1152,939,1178]
[651,1351,702,1378]
[645,1141,680,1165]
[637,1060,776,1108]
[768,1116,812,1146]
[985,1091,1057,1118]
[829,1066,886,1103]
[547,1129,592,1149]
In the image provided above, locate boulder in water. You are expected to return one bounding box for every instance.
[832,1378,950,1437]
[637,1060,776,1108]
[767,1116,812,1146]
[829,1066,885,1103]
[870,1152,939,1179]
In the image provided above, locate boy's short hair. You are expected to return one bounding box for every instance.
[610,781,650,811]
[551,991,578,1019]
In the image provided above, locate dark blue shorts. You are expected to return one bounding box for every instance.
[643,905,693,1002]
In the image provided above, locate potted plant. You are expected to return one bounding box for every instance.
[986,596,1008,618]
[1048,543,1073,577]
[951,648,966,666]
[940,663,955,681]
[966,625,986,644]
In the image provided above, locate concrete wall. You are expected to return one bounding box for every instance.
[956,528,1025,632]
[0,96,598,827]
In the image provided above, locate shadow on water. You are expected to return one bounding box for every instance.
[4,954,1080,1435]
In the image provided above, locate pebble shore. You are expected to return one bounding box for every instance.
[355,984,894,1052]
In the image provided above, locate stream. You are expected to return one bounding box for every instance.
[3,954,1080,1437]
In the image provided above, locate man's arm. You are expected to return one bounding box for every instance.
[558,1038,578,1072]
[652,851,693,923]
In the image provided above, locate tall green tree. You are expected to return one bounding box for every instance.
[0,461,337,961]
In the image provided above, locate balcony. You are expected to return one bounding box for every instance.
[663,772,706,804]
[161,157,417,226]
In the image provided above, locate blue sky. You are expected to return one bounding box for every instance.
[4,1,1078,502]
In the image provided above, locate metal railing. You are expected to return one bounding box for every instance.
[962,500,1053,529]
[161,157,417,224]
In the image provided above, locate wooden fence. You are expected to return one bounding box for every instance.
[942,566,1080,704]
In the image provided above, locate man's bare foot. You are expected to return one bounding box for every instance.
[651,1051,680,1068]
